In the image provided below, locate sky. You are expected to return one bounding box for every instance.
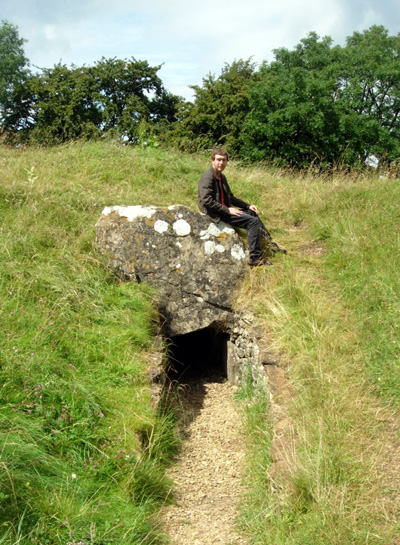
[2,0,400,101]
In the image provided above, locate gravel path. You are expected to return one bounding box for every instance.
[162,377,248,545]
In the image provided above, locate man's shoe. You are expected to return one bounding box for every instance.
[270,242,287,254]
[248,257,273,267]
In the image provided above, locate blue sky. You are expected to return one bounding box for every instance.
[2,0,400,100]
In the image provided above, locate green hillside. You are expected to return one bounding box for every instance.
[1,141,399,544]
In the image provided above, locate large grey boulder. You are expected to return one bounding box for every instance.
[95,205,248,336]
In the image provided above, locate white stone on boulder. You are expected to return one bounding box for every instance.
[204,241,216,255]
[154,220,169,234]
[200,224,232,240]
[231,244,246,261]
[173,219,191,236]
[102,205,157,221]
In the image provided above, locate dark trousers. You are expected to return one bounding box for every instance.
[222,209,271,260]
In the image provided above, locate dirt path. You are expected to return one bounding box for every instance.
[162,376,248,545]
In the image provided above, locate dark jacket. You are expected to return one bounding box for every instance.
[198,166,249,222]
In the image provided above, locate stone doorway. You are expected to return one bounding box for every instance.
[166,326,229,381]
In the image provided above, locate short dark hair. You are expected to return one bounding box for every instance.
[211,147,229,161]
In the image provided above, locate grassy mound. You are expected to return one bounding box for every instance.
[1,141,400,544]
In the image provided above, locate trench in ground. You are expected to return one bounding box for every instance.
[161,325,248,544]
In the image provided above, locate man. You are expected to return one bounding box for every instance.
[198,148,285,267]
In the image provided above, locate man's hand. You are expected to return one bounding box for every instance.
[248,204,259,215]
[228,207,243,216]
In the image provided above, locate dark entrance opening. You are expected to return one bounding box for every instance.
[167,326,228,381]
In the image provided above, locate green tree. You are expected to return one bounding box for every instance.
[173,59,258,153]
[241,33,344,167]
[0,20,30,125]
[340,25,400,165]
[92,57,159,140]
[241,26,400,168]
[5,63,102,142]
[3,57,181,144]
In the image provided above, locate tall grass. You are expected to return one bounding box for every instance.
[312,176,400,402]
[0,141,203,544]
[237,168,400,544]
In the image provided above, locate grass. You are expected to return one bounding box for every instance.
[236,167,400,543]
[0,141,202,544]
[1,141,400,544]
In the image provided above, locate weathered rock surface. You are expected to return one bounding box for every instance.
[95,205,247,336]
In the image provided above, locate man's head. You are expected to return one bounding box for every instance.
[211,148,228,174]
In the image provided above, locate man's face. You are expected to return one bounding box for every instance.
[212,154,228,174]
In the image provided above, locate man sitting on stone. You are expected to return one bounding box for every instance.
[198,147,285,267]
